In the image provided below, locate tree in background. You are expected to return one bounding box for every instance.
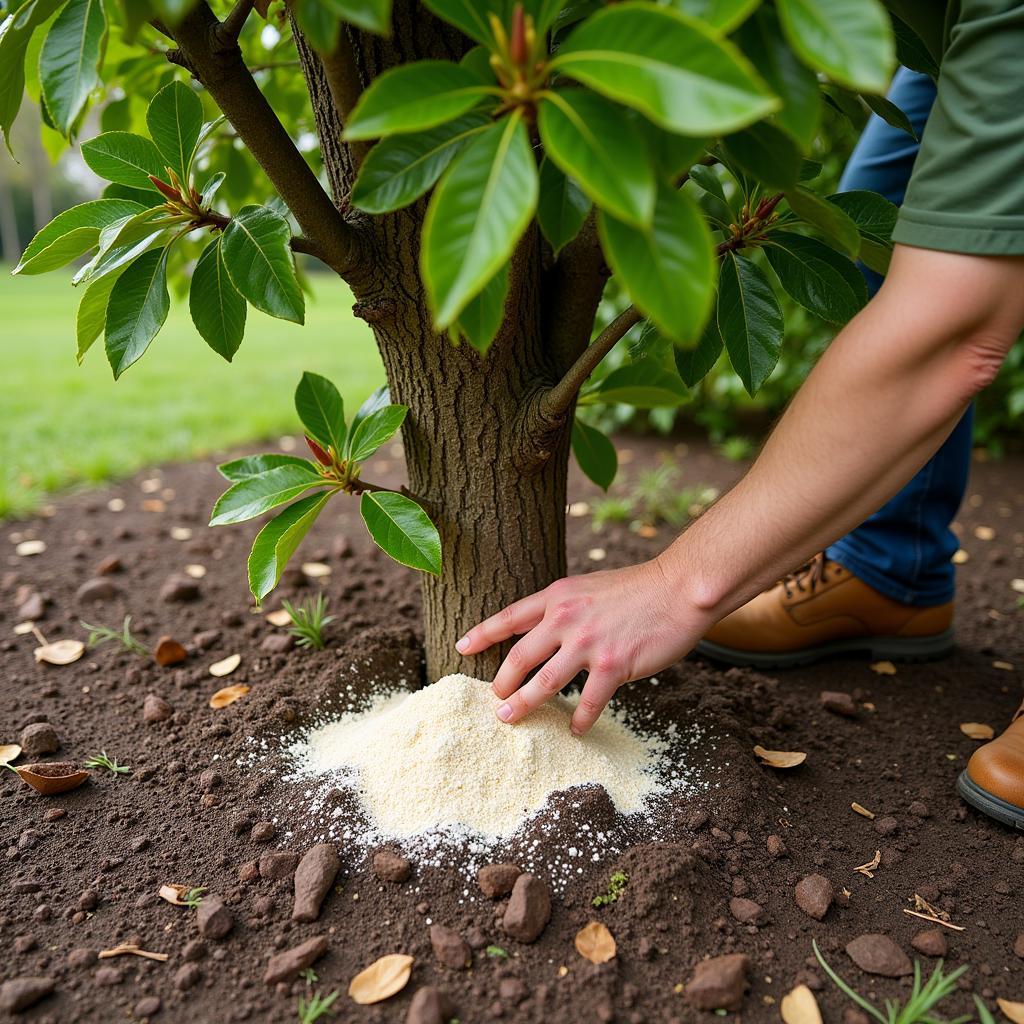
[5,0,924,678]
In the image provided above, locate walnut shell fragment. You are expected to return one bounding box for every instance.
[34,639,85,665]
[209,684,249,709]
[753,745,806,769]
[15,762,90,795]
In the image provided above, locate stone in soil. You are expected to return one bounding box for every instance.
[94,966,122,986]
[134,996,161,1018]
[846,934,913,977]
[373,850,412,883]
[263,935,329,985]
[153,636,187,666]
[196,896,234,939]
[15,590,45,620]
[820,690,858,716]
[76,578,121,603]
[19,722,60,756]
[175,963,202,991]
[143,694,173,723]
[502,874,550,943]
[250,821,275,843]
[795,874,834,920]
[685,953,750,1011]
[430,924,471,969]
[261,633,293,653]
[0,977,55,1013]
[477,863,521,899]
[160,575,200,602]
[406,986,455,1024]
[259,851,299,879]
[911,929,948,958]
[729,897,764,924]
[1015,933,1024,960]
[292,843,340,922]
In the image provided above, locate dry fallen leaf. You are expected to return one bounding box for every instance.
[960,722,995,741]
[348,953,413,1005]
[302,561,331,578]
[98,944,169,962]
[0,743,22,764]
[15,539,46,556]
[853,850,881,878]
[265,609,292,627]
[753,745,806,769]
[993,661,1014,672]
[185,564,207,579]
[15,762,90,795]
[209,684,249,709]
[851,803,875,820]
[780,984,822,1024]
[574,922,616,964]
[998,999,1024,1024]
[974,525,995,541]
[870,660,897,675]
[158,884,190,906]
[34,639,86,665]
[209,653,241,677]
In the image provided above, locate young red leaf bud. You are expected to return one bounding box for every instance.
[510,3,527,65]
[306,436,332,466]
[148,176,181,203]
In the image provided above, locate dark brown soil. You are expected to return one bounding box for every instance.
[2,437,1022,1023]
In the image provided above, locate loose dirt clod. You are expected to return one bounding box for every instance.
[753,745,806,769]
[0,976,54,1012]
[780,984,822,1024]
[209,654,241,677]
[960,722,995,740]
[263,936,329,986]
[685,953,750,1011]
[406,986,455,1024]
[477,863,521,899]
[209,684,249,708]
[429,924,470,969]
[348,953,414,1005]
[574,921,616,964]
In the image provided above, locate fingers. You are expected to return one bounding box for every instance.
[495,648,584,725]
[456,591,547,655]
[569,673,621,736]
[492,630,561,699]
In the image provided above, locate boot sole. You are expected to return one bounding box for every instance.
[957,770,1024,830]
[694,627,955,670]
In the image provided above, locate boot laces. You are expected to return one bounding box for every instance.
[781,552,832,599]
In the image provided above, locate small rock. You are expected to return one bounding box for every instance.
[196,896,234,939]
[182,939,207,962]
[843,1010,872,1024]
[153,636,187,667]
[174,963,202,991]
[76,578,121,603]
[67,948,96,969]
[292,844,340,922]
[20,722,59,757]
[908,801,931,818]
[143,694,173,723]
[192,629,221,650]
[795,874,834,921]
[263,935,329,985]
[846,934,912,977]
[198,769,222,791]
[261,633,293,653]
[502,874,550,943]
[430,924,470,969]
[13,936,37,954]
[160,575,200,603]
[134,995,161,1018]
[498,977,528,1004]
[259,851,299,880]
[1015,933,1024,960]
[250,821,276,843]
[0,977,55,1013]
[406,986,455,1024]
[238,861,259,883]
[766,835,786,858]
[15,591,45,621]
[874,816,899,836]
[820,690,858,716]
[373,850,412,883]
[911,929,947,958]
[94,966,122,987]
[477,863,521,899]
[77,890,99,912]
[465,926,488,950]
[728,897,764,924]
[96,555,122,575]
[685,953,750,1011]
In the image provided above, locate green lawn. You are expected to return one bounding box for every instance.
[0,267,384,518]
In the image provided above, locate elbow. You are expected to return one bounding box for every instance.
[950,329,1012,404]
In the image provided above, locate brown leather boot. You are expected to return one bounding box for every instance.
[696,553,954,668]
[957,701,1024,830]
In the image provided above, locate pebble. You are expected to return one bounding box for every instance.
[292,843,340,922]
[13,936,37,954]
[685,953,750,1011]
[75,578,121,603]
[174,963,202,991]
[153,637,187,667]
[502,874,550,943]
[94,966,122,987]
[134,995,161,1018]
[77,890,99,912]
[728,897,764,924]
[15,591,45,621]
[250,821,276,844]
[196,896,234,939]
[820,690,858,717]
[874,816,899,836]
[908,801,931,818]
[199,769,222,791]
[1014,933,1024,960]
[193,629,221,650]
[0,977,55,1013]
[260,634,293,653]
[160,575,200,603]
[498,977,528,1004]
[96,555,122,575]
[843,1010,872,1024]
[465,926,488,950]
[406,986,455,1024]
[911,929,947,958]
[20,722,60,757]
[182,939,207,962]
[477,863,521,899]
[259,851,299,880]
[263,935,329,985]
[430,924,471,969]
[373,850,412,883]
[67,948,96,969]
[795,874,834,921]
[143,695,173,723]
[846,934,912,977]
[766,835,786,858]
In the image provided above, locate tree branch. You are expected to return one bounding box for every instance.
[320,30,371,168]
[222,0,255,40]
[166,2,362,277]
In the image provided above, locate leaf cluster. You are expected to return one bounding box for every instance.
[80,615,149,656]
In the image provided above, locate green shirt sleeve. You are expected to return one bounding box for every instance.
[893,0,1024,255]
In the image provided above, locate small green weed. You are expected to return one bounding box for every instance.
[297,989,339,1023]
[282,594,335,651]
[486,945,509,959]
[181,886,206,909]
[300,968,319,986]
[80,616,148,656]
[592,870,629,908]
[83,751,131,775]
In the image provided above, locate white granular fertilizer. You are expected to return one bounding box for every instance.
[289,673,665,839]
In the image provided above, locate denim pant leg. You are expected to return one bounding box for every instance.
[825,68,972,608]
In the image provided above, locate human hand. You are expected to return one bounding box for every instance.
[455,558,710,735]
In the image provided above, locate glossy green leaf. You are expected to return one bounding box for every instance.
[349,385,391,437]
[294,371,346,453]
[828,188,897,274]
[785,185,860,258]
[536,157,590,255]
[346,405,408,462]
[291,0,342,51]
[210,463,327,526]
[221,205,304,324]
[598,182,715,346]
[248,491,334,602]
[39,0,106,135]
[351,111,490,214]
[891,14,939,80]
[776,0,894,94]
[81,131,165,190]
[422,0,492,44]
[552,3,777,136]
[360,490,441,574]
[668,0,758,32]
[146,80,203,184]
[75,266,123,364]
[200,171,225,207]
[421,113,537,329]
[674,318,723,386]
[73,211,176,286]
[861,91,917,140]
[764,230,867,324]
[453,262,509,356]
[722,122,801,190]
[344,61,491,140]
[717,251,782,395]
[219,453,315,482]
[502,0,564,33]
[190,237,247,362]
[104,245,170,379]
[538,89,653,227]
[632,116,707,181]
[571,419,617,491]
[582,360,688,408]
[326,0,391,33]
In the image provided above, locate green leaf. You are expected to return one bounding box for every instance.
[551,3,777,136]
[349,385,391,437]
[422,0,493,44]
[291,0,342,51]
[722,122,801,190]
[537,89,653,227]
[668,0,758,31]
[295,371,346,453]
[421,113,537,329]
[221,205,304,324]
[200,171,225,207]
[38,0,106,135]
[81,131,165,190]
[776,0,894,94]
[717,251,782,396]
[536,157,590,255]
[891,14,939,80]
[146,80,203,185]
[324,0,391,33]
[571,419,617,491]
[344,61,491,140]
[189,237,247,362]
[350,111,490,214]
[828,188,897,274]
[598,181,715,346]
[72,209,176,286]
[248,491,333,601]
[785,185,860,258]
[503,0,564,33]
[860,91,917,140]
[674,318,723,386]
[0,0,68,151]
[632,115,707,181]
[764,230,867,324]
[104,245,171,379]
[453,262,509,356]
[346,405,408,462]
[359,490,441,574]
[583,360,688,408]
[14,197,143,274]
[210,463,327,526]
[75,266,123,364]
[219,453,315,481]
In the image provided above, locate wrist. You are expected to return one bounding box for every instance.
[650,544,723,633]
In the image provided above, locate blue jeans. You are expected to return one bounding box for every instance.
[826,68,973,607]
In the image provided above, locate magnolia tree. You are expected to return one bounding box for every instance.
[6,0,927,679]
